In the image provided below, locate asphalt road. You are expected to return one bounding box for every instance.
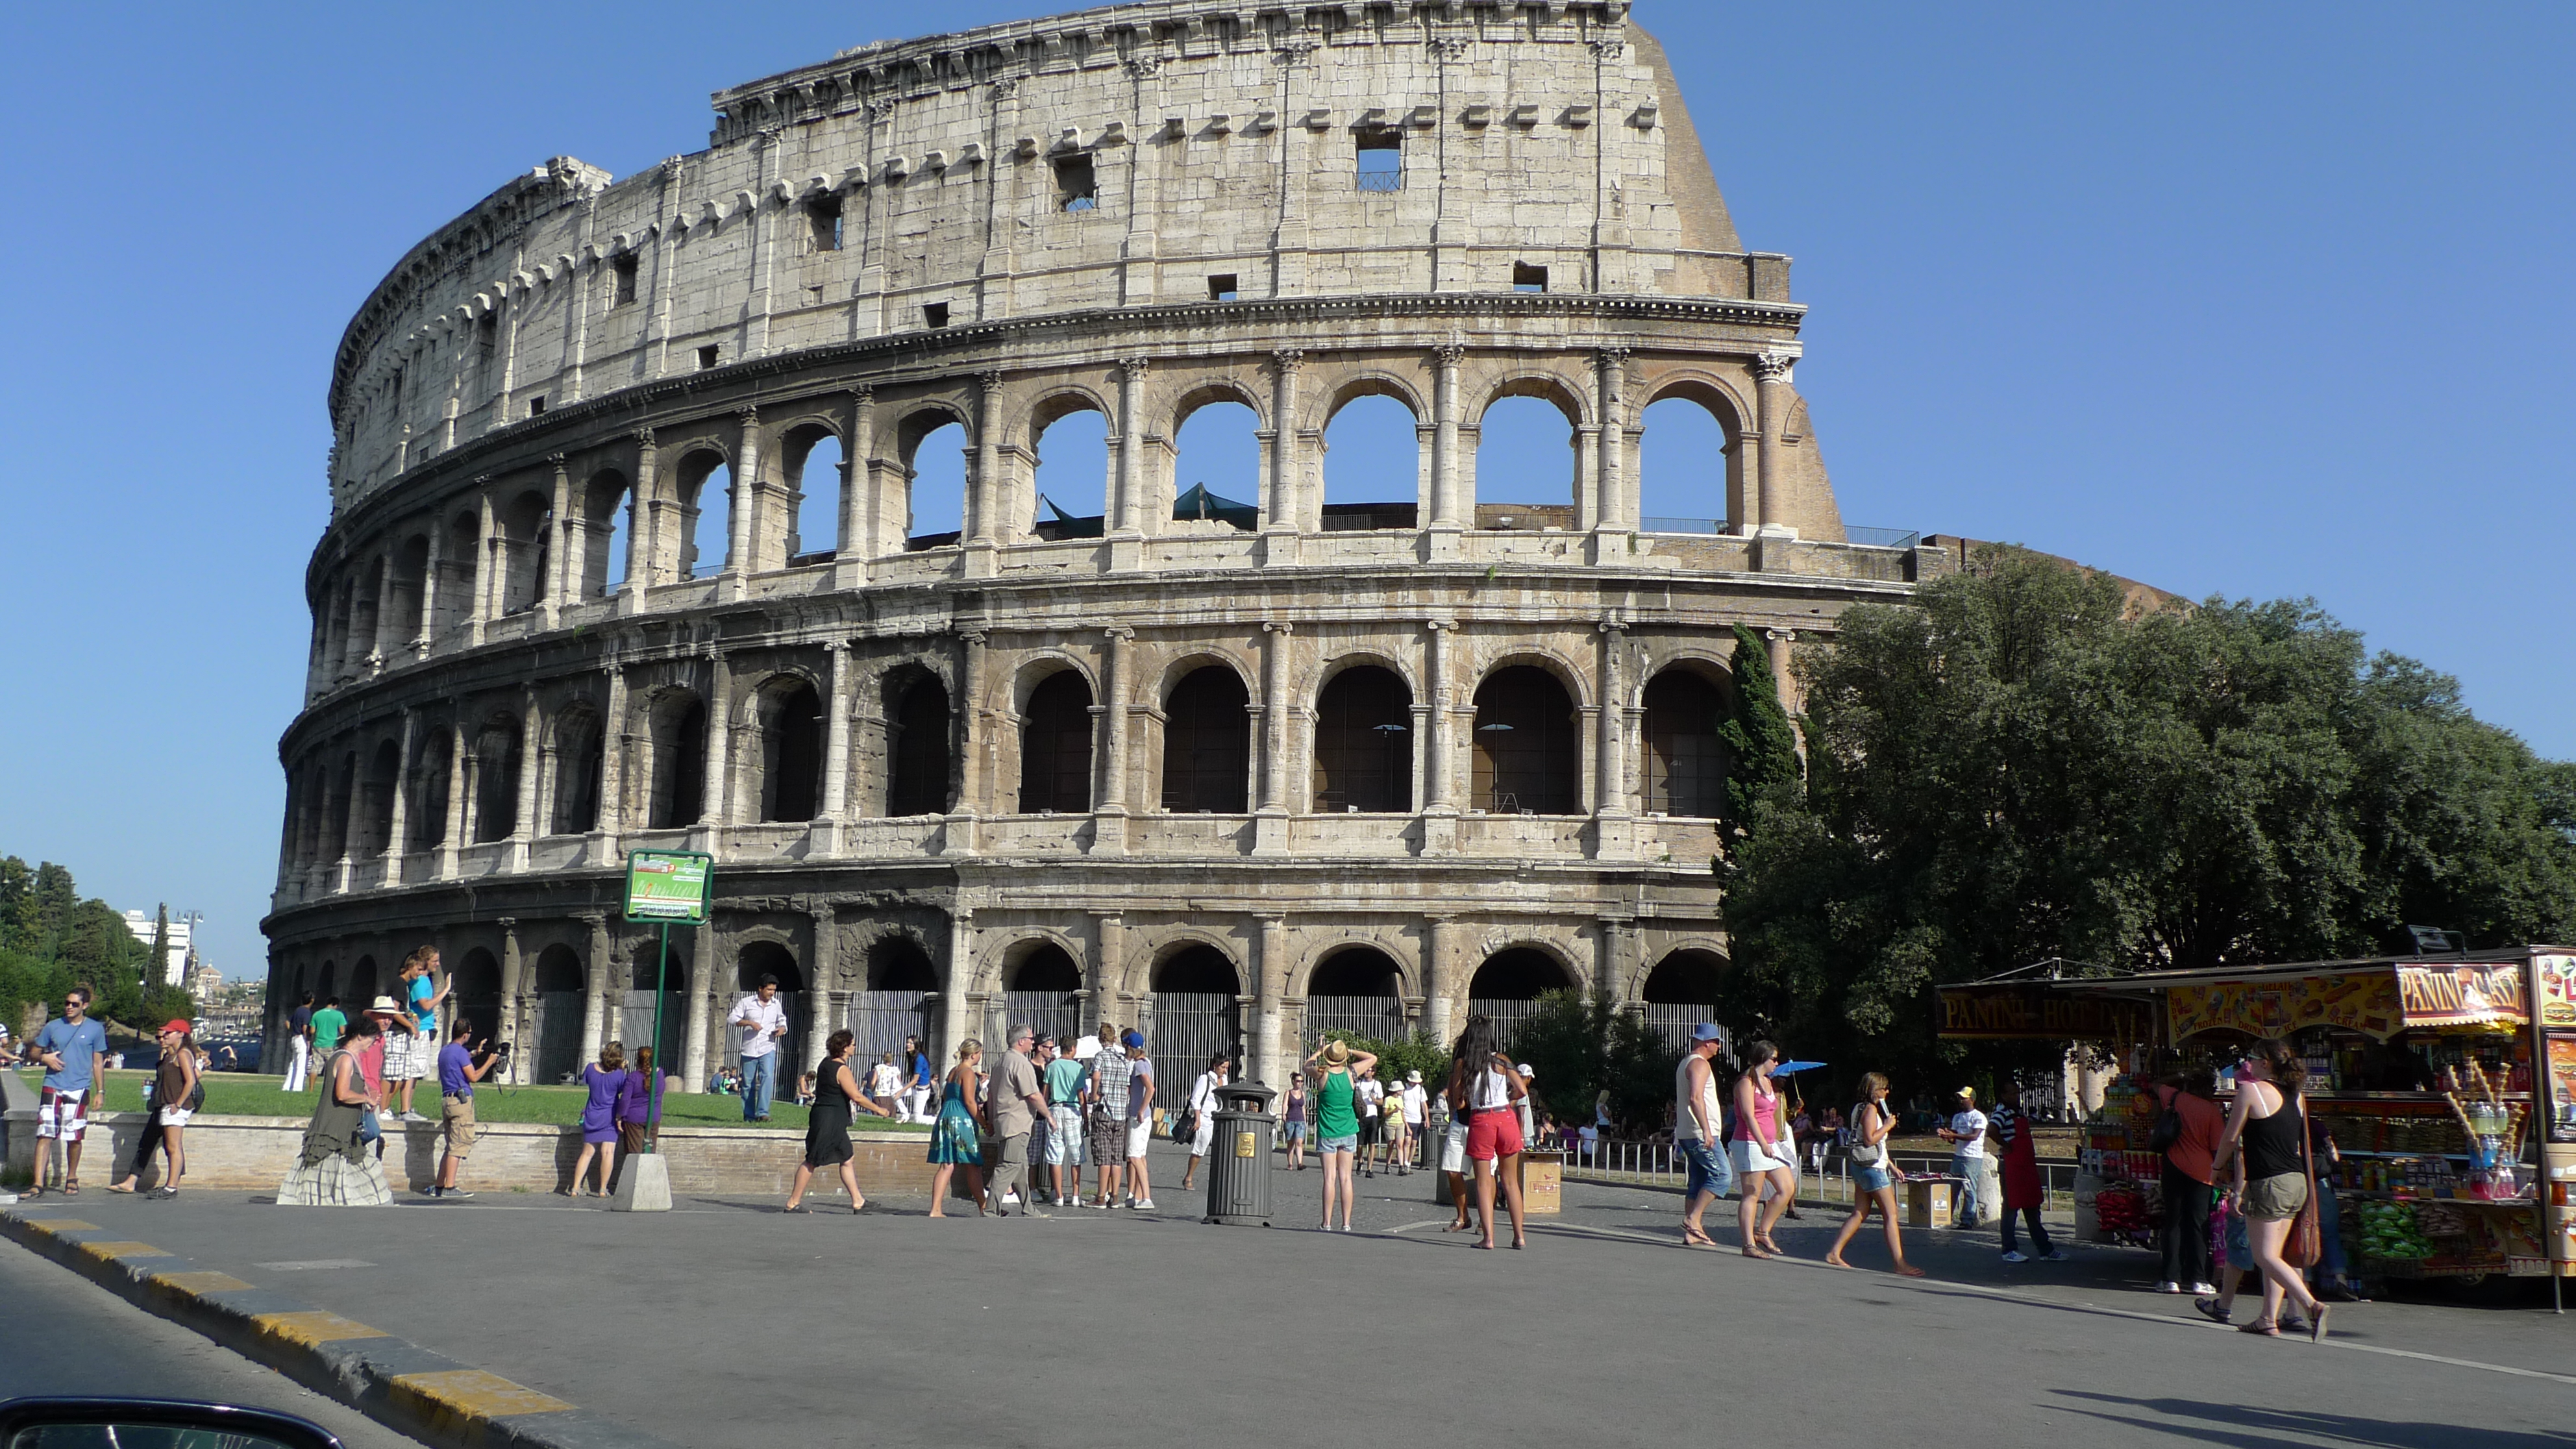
[0,1226,425,1446]
[5,1143,2570,1448]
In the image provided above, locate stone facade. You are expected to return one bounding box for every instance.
[267,2,1947,1099]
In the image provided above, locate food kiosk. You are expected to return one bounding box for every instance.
[2034,948,2575,1308]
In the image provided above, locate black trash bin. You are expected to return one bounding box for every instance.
[1203,1081,1279,1226]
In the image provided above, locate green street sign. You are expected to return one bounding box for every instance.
[623,850,713,925]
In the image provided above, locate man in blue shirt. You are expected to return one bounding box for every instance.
[392,946,451,1123]
[430,1021,500,1200]
[31,985,110,1195]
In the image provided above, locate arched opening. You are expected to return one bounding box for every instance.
[469,715,524,843]
[1468,947,1578,1049]
[407,728,453,851]
[676,451,731,578]
[451,947,503,1043]
[320,754,354,863]
[1640,949,1728,1056]
[1306,946,1404,1041]
[1149,943,1242,1108]
[317,960,339,1004]
[499,491,552,614]
[1642,669,1728,818]
[551,706,605,836]
[437,512,478,634]
[1311,664,1412,813]
[359,740,400,858]
[1638,391,1742,532]
[900,415,969,549]
[527,943,587,1085]
[1170,395,1261,530]
[345,956,378,1009]
[850,936,935,1064]
[580,469,632,597]
[1029,404,1109,538]
[1017,671,1093,814]
[1471,666,1578,815]
[886,673,952,817]
[995,941,1083,1050]
[752,677,825,823]
[1320,391,1420,530]
[390,534,430,643]
[1473,391,1579,527]
[622,943,689,1071]
[349,557,384,661]
[736,940,810,1091]
[786,427,843,560]
[1159,666,1250,812]
[644,692,707,830]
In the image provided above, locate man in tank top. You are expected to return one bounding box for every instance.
[1673,1023,1734,1246]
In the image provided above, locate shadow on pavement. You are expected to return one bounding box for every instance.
[2046,1391,2576,1449]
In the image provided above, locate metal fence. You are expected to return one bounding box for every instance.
[984,991,1083,1055]
[617,987,690,1073]
[1145,993,1240,1109]
[523,991,584,1085]
[845,991,932,1070]
[1468,998,1544,1052]
[1306,994,1405,1041]
[1565,1141,2080,1209]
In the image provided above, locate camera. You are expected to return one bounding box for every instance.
[478,1039,512,1063]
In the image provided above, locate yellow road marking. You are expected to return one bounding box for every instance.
[390,1369,574,1420]
[151,1270,254,1294]
[76,1241,167,1261]
[17,1219,100,1234]
[253,1310,390,1348]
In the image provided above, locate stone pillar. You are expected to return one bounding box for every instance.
[438,723,468,879]
[512,692,544,847]
[382,711,415,880]
[580,913,612,1076]
[1767,628,1800,721]
[1111,357,1149,546]
[1593,347,1632,543]
[966,372,1004,575]
[1752,352,1793,535]
[542,452,572,627]
[682,919,715,1092]
[834,389,873,590]
[1596,617,1628,819]
[1424,619,1458,811]
[414,521,443,655]
[499,921,526,1084]
[1261,349,1303,561]
[332,757,365,893]
[723,408,760,599]
[468,487,497,645]
[939,909,974,1067]
[1254,621,1293,855]
[622,427,656,613]
[805,905,838,1074]
[1254,912,1286,1086]
[1425,915,1457,1046]
[1092,913,1126,1026]
[701,650,732,832]
[594,662,627,844]
[820,641,852,825]
[1429,342,1465,546]
[1090,626,1133,855]
[369,554,401,669]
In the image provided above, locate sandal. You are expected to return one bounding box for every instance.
[106,1182,138,1195]
[2192,1297,2233,1325]
[2237,1320,2279,1337]
[62,1179,79,1196]
[1894,1265,1927,1278]
[2308,1304,2330,1343]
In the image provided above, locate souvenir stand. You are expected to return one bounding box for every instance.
[2048,949,2575,1310]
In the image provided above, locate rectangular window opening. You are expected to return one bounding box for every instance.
[697,343,720,370]
[1356,132,1402,192]
[809,196,843,251]
[1054,155,1097,212]
[475,312,499,355]
[922,302,950,329]
[527,395,546,416]
[1208,274,1239,302]
[1512,263,1548,293]
[612,254,639,306]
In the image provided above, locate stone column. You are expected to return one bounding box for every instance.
[622,427,656,613]
[966,372,1004,575]
[953,630,987,823]
[382,711,415,881]
[437,723,468,879]
[939,909,974,1067]
[1752,352,1793,534]
[700,650,732,834]
[1425,915,1457,1046]
[512,693,544,855]
[1092,913,1126,1026]
[1254,912,1287,1086]
[1766,628,1800,721]
[594,662,627,845]
[1429,342,1466,546]
[333,758,365,893]
[723,408,760,600]
[820,640,853,825]
[1254,621,1293,855]
[542,452,572,628]
[369,555,401,669]
[1593,347,1631,541]
[469,487,497,645]
[1596,616,1629,819]
[1090,626,1133,855]
[498,921,526,1084]
[1261,349,1303,561]
[1424,620,1458,811]
[805,905,838,1074]
[682,919,715,1092]
[580,913,612,1075]
[834,389,874,590]
[414,522,443,655]
[1111,357,1149,545]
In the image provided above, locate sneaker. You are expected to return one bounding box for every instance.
[1024,1207,1052,1219]
[444,1189,475,1200]
[2155,1282,2183,1294]
[1131,1198,1156,1211]
[2190,1282,2219,1296]
[402,1111,429,1124]
[2040,1249,2069,1262]
[2000,1250,2029,1263]
[425,1187,443,1199]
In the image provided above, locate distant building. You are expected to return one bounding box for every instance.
[121,910,193,987]
[189,960,224,1001]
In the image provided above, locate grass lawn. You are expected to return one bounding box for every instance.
[8,1070,928,1133]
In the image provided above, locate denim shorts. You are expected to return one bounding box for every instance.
[1318,1133,1359,1154]
[1680,1137,1734,1198]
[1283,1119,1307,1140]
[1855,1162,1894,1194]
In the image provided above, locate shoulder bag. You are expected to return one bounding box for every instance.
[2284,1093,2324,1269]
[1846,1104,1885,1167]
[2148,1089,2185,1154]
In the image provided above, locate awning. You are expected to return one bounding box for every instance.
[1969,953,2543,1043]
[1935,984,2162,1043]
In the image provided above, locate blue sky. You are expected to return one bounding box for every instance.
[3,3,2568,981]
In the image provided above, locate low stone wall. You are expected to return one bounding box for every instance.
[2,1109,940,1199]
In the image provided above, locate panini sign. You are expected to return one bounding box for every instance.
[2394,961,2529,1028]
[1937,985,2159,1042]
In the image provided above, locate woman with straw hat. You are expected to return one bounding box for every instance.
[1306,1037,1375,1232]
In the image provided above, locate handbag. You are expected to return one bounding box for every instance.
[2284,1095,2323,1269]
[2148,1092,2184,1154]
[1171,1108,1197,1145]
[1846,1104,1885,1167]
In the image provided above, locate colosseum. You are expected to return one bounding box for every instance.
[262,0,1946,1110]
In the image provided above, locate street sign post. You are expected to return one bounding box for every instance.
[623,850,712,1154]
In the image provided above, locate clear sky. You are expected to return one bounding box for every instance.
[3,3,2568,982]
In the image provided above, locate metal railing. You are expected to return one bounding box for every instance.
[1565,1141,2081,1209]
[1635,518,1922,551]
[1356,168,1403,193]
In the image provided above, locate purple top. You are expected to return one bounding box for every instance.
[579,1064,626,1137]
[615,1068,666,1124]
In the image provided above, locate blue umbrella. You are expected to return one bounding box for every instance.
[1770,1060,1827,1076]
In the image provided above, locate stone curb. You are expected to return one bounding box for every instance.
[0,1206,678,1449]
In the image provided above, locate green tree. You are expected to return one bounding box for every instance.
[1722,623,1803,821]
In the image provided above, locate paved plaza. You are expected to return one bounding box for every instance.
[3,1141,2568,1448]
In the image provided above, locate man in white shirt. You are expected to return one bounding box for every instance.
[1938,1086,1989,1228]
[1354,1067,1386,1179]
[728,974,790,1121]
[1179,1052,1229,1192]
[1402,1071,1430,1173]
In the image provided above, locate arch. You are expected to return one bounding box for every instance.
[886,671,952,817]
[1169,386,1262,525]
[1311,662,1413,813]
[579,468,632,597]
[451,946,503,1041]
[628,941,689,993]
[321,752,355,862]
[532,943,585,995]
[551,704,606,834]
[993,939,1084,1050]
[407,726,454,850]
[736,939,810,1088]
[436,511,478,633]
[345,955,380,1008]
[1473,384,1583,518]
[317,960,339,1003]
[673,449,732,578]
[1639,947,1729,1055]
[851,935,935,1065]
[358,739,400,858]
[1639,378,1748,531]
[1320,386,1420,522]
[643,689,708,830]
[865,935,937,991]
[1471,665,1579,815]
[1469,946,1578,999]
[526,943,587,1085]
[737,939,805,993]
[1017,669,1093,814]
[1025,393,1111,531]
[1642,667,1728,818]
[750,674,825,823]
[1149,941,1243,1105]
[497,489,552,614]
[469,713,524,842]
[780,422,842,559]
[390,533,430,641]
[348,556,384,660]
[1151,942,1241,995]
[1004,941,1082,992]
[1159,665,1250,812]
[1304,944,1406,1045]
[894,406,969,548]
[621,941,689,1075]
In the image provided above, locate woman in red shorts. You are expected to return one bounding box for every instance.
[1445,1014,1530,1250]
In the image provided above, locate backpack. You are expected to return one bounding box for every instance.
[2148,1093,2185,1154]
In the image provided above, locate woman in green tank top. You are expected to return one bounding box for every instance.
[1306,1038,1376,1232]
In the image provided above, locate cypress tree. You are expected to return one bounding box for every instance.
[1722,622,1803,819]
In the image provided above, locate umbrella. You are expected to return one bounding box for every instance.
[1770,1060,1827,1076]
